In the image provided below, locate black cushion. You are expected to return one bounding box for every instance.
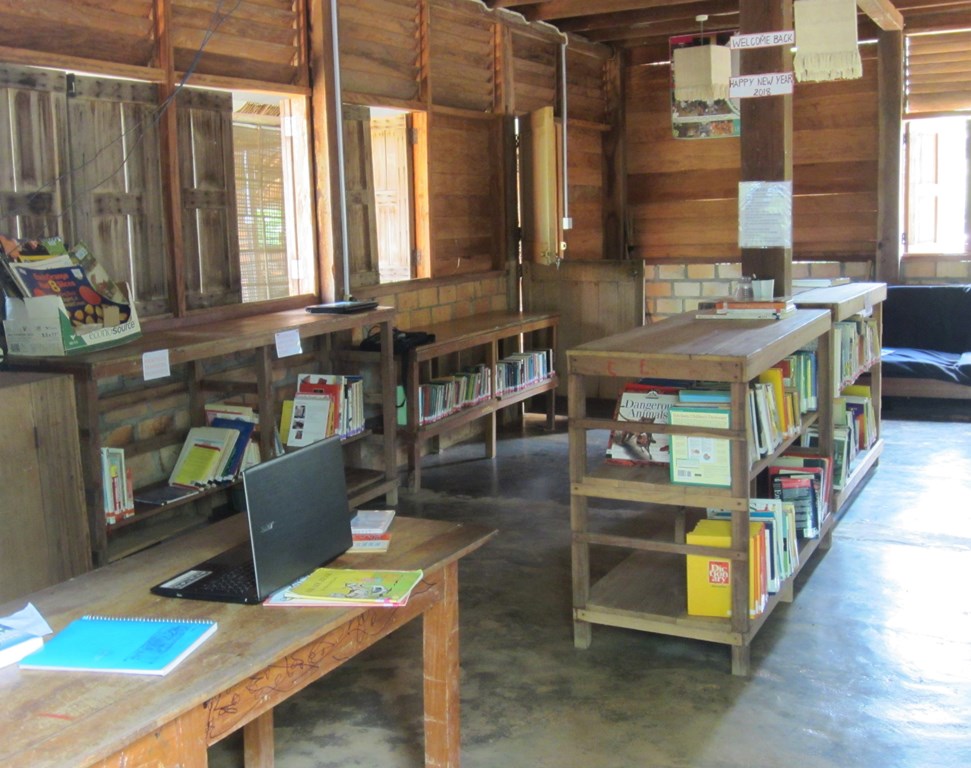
[882,347,971,385]
[882,285,971,354]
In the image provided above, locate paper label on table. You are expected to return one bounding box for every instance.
[738,181,793,249]
[275,329,302,358]
[730,72,794,99]
[142,349,171,381]
[729,31,795,50]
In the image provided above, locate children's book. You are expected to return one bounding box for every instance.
[282,568,423,607]
[605,382,681,466]
[19,615,217,676]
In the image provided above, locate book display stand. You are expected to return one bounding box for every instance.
[567,309,835,676]
[5,307,400,564]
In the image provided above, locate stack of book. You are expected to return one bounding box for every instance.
[348,508,395,553]
[696,299,797,321]
[263,567,423,607]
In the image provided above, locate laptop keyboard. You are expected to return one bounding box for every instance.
[198,562,257,596]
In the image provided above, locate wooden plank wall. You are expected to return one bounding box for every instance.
[171,0,305,86]
[428,112,502,276]
[339,0,422,105]
[510,28,558,116]
[0,1,156,69]
[429,0,494,112]
[626,50,879,264]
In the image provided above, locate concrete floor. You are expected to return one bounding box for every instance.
[210,398,971,768]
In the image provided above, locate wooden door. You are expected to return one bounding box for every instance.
[522,260,645,400]
[370,112,412,282]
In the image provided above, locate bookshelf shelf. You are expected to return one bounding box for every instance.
[400,310,559,490]
[4,307,400,565]
[567,309,833,676]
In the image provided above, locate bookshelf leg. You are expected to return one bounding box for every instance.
[819,530,834,551]
[779,581,794,603]
[573,620,592,649]
[243,710,274,767]
[731,645,750,677]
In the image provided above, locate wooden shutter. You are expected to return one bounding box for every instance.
[343,104,380,289]
[67,74,168,316]
[430,0,495,112]
[906,31,971,116]
[0,66,69,242]
[177,88,241,310]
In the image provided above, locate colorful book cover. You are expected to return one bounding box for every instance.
[285,568,423,606]
[685,519,765,618]
[669,405,732,487]
[605,382,681,465]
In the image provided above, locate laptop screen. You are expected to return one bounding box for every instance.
[244,435,353,599]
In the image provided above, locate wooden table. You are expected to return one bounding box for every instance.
[0,515,495,768]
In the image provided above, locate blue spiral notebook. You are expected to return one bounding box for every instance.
[19,615,217,676]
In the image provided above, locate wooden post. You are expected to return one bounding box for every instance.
[309,0,340,302]
[603,49,628,261]
[876,29,903,284]
[738,0,793,295]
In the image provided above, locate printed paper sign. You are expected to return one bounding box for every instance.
[142,349,171,381]
[729,31,795,50]
[739,181,793,249]
[729,72,794,99]
[275,329,302,358]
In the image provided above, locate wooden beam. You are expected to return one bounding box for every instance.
[739,0,793,295]
[857,0,904,31]
[876,29,903,284]
[525,0,699,23]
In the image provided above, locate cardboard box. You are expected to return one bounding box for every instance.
[3,289,140,357]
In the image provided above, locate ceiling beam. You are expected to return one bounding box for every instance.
[857,0,905,29]
[554,0,738,33]
[523,0,702,23]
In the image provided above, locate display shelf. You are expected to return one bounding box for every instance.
[4,307,400,565]
[401,310,559,490]
[568,309,833,676]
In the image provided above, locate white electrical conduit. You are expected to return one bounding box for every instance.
[560,38,571,237]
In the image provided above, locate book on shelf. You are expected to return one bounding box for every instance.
[265,568,423,607]
[208,417,257,481]
[791,277,851,288]
[168,426,238,488]
[284,373,366,446]
[0,625,44,669]
[771,474,819,538]
[19,615,217,676]
[668,404,732,487]
[134,484,200,507]
[350,508,396,535]
[604,382,681,466]
[686,519,766,618]
[100,446,134,524]
[204,401,257,425]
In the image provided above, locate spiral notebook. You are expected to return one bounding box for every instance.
[19,615,217,676]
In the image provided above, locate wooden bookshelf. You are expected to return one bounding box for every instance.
[567,309,832,676]
[4,307,400,565]
[401,310,559,490]
[793,282,886,517]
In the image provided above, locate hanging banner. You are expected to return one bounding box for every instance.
[729,72,794,99]
[729,31,795,50]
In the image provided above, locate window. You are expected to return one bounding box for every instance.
[905,118,970,256]
[0,67,316,318]
[233,95,315,302]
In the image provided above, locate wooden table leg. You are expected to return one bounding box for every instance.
[243,711,274,768]
[423,561,461,767]
[94,706,209,768]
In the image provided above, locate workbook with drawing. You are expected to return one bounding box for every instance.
[19,615,217,676]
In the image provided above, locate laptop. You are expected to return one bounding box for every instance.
[305,299,379,314]
[151,436,353,604]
